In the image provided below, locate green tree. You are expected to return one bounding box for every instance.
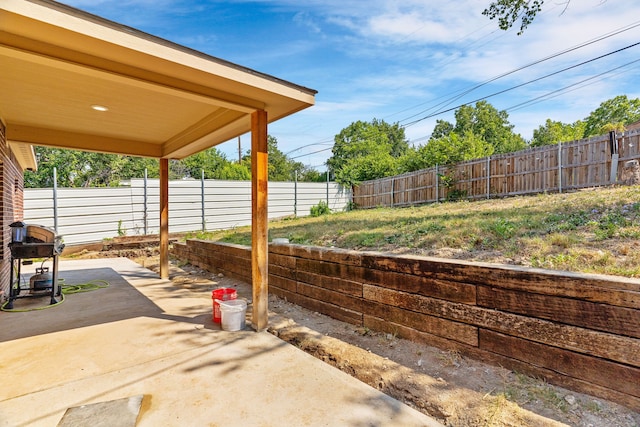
[371,118,409,157]
[404,131,494,171]
[483,0,545,34]
[181,147,231,179]
[583,95,640,137]
[431,119,454,139]
[266,136,302,181]
[328,119,408,185]
[120,156,158,180]
[334,152,398,186]
[25,148,80,187]
[298,168,326,183]
[168,159,189,180]
[454,101,525,154]
[76,152,127,187]
[240,135,314,181]
[24,147,159,188]
[531,119,585,147]
[216,162,251,180]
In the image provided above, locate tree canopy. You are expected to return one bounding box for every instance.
[22,94,640,189]
[403,131,494,172]
[400,101,522,172]
[530,95,640,146]
[452,101,526,154]
[24,135,320,188]
[530,119,585,147]
[327,119,409,185]
[583,95,640,137]
[24,149,159,188]
[483,0,546,34]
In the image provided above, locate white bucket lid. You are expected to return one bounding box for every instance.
[216,299,247,311]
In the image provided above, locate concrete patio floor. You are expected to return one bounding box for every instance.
[0,258,441,426]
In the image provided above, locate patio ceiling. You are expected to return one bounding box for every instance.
[0,0,316,162]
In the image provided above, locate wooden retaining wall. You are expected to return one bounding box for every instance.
[172,240,640,410]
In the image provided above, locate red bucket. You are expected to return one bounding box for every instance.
[212,288,237,323]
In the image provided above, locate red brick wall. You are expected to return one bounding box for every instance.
[0,120,26,301]
[172,239,640,411]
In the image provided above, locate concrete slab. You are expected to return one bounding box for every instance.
[0,258,442,426]
[57,395,143,427]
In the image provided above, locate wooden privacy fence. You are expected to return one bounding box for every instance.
[171,239,640,411]
[353,130,640,208]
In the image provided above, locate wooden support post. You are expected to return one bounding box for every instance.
[159,158,169,279]
[251,110,268,331]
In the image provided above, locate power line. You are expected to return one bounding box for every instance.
[289,146,334,160]
[395,20,640,124]
[279,10,523,158]
[506,58,640,112]
[401,41,640,128]
[282,19,640,161]
[284,139,333,156]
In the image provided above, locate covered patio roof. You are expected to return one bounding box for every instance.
[0,0,316,330]
[0,0,316,160]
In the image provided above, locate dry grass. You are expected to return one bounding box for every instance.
[185,185,640,278]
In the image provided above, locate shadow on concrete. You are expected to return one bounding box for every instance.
[0,265,219,342]
[0,259,440,427]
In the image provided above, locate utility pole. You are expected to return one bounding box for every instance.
[237,136,242,163]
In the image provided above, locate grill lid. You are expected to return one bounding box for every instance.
[26,225,57,243]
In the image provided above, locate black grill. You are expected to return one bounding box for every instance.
[6,224,64,309]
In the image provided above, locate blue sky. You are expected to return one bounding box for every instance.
[63,0,640,170]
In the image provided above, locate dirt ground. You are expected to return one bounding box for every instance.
[75,249,639,427]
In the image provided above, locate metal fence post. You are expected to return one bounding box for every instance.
[435,164,439,203]
[326,170,330,209]
[609,131,619,184]
[53,167,58,233]
[486,156,491,199]
[558,142,563,193]
[294,170,298,217]
[201,169,206,231]
[143,168,148,235]
[391,177,395,207]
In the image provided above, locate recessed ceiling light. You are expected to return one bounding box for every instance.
[91,105,109,112]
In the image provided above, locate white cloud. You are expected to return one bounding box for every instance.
[60,0,640,163]
[293,12,323,34]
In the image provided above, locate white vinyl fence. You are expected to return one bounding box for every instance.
[24,178,351,245]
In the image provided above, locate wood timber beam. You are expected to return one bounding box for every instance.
[159,158,169,279]
[251,109,268,331]
[6,125,163,158]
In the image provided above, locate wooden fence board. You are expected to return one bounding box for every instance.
[354,132,640,208]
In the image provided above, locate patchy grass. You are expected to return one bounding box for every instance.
[189,185,640,277]
[503,373,569,413]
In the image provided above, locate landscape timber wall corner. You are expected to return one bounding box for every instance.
[172,239,640,411]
